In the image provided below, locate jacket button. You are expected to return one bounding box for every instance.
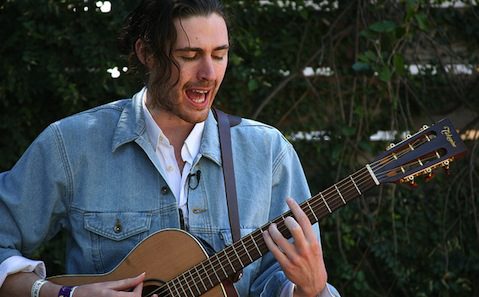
[114,219,122,233]
[161,186,169,194]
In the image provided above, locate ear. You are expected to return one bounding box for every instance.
[135,39,153,67]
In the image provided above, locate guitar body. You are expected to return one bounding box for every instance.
[48,229,237,297]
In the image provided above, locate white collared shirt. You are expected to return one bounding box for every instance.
[142,89,204,222]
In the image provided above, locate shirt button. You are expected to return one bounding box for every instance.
[167,165,174,172]
[161,186,169,194]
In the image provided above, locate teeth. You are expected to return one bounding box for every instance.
[192,89,208,94]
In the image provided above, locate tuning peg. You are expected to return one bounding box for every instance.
[425,172,434,182]
[441,160,451,174]
[420,125,429,131]
[386,143,396,150]
[404,175,418,188]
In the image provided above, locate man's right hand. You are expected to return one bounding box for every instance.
[70,273,156,297]
[0,272,157,297]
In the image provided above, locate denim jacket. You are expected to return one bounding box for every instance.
[0,90,339,296]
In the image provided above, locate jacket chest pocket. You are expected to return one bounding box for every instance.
[84,212,152,273]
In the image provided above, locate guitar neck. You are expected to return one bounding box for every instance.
[166,166,378,295]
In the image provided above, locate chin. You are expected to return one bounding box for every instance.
[181,109,210,124]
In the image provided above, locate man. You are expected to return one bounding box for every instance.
[0,1,340,296]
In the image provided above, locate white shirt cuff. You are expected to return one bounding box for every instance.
[281,282,339,297]
[0,256,46,286]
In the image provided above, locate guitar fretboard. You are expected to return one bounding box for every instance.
[155,166,377,296]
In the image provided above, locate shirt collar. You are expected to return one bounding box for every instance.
[141,88,204,164]
[112,87,222,166]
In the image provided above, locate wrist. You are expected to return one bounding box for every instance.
[57,286,77,297]
[39,281,62,297]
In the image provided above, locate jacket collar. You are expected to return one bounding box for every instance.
[111,88,222,166]
[112,88,147,152]
[199,110,222,166]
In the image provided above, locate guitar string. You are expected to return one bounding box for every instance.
[146,162,406,296]
[146,167,423,296]
[146,136,438,296]
[148,164,412,296]
[144,167,377,296]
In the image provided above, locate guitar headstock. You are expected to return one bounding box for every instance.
[370,119,467,185]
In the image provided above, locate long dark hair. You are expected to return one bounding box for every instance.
[118,0,227,92]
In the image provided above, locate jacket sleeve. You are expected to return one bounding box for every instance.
[248,138,340,297]
[0,124,70,266]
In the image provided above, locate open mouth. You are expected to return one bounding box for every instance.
[185,88,210,106]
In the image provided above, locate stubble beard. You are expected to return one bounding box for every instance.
[147,81,214,125]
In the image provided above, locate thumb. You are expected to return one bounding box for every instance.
[109,272,146,291]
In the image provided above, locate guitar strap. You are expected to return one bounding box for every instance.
[212,108,243,283]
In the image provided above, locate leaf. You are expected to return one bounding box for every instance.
[360,29,377,40]
[378,66,392,82]
[369,20,397,33]
[358,50,377,63]
[341,126,356,136]
[393,54,405,76]
[415,13,428,31]
[247,79,258,91]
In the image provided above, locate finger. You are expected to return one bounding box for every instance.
[262,229,289,264]
[267,223,296,256]
[284,216,307,251]
[132,278,143,296]
[109,272,145,291]
[287,198,317,241]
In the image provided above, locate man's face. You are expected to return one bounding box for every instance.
[148,13,229,124]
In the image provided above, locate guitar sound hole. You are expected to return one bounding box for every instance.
[142,279,166,297]
[142,285,159,296]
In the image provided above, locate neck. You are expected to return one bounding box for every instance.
[146,105,195,171]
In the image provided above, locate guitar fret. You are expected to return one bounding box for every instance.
[335,185,346,204]
[170,279,181,297]
[224,249,236,273]
[202,262,214,288]
[178,277,187,296]
[232,244,245,267]
[166,281,175,296]
[195,265,207,292]
[350,175,362,195]
[320,192,332,213]
[209,257,221,284]
[306,200,318,221]
[182,273,194,297]
[188,269,200,295]
[215,253,228,278]
[241,239,254,263]
[250,233,262,256]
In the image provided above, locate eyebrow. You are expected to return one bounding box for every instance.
[175,45,230,53]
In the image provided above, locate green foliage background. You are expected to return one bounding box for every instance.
[1,0,478,296]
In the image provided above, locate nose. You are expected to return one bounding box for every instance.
[197,57,216,81]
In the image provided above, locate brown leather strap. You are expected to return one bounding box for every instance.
[213,108,243,282]
[213,108,241,243]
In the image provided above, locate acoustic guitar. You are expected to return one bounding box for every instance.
[49,118,467,297]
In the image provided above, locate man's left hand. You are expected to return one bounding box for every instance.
[263,198,327,297]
